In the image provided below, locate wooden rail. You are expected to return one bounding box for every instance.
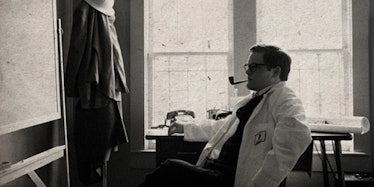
[0,145,65,186]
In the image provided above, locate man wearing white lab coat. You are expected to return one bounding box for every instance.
[141,44,312,187]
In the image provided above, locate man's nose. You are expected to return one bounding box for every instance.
[245,69,251,75]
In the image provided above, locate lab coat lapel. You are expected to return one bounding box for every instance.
[245,93,267,126]
[244,82,281,125]
[232,93,256,112]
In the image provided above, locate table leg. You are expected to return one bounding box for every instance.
[320,140,330,187]
[333,140,345,187]
[155,141,162,166]
[102,162,107,187]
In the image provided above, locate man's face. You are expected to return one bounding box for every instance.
[245,52,279,91]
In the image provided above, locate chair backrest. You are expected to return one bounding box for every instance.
[279,142,313,187]
[292,142,313,176]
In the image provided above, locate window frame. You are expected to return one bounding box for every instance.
[143,0,234,149]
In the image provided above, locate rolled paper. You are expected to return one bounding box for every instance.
[307,116,370,134]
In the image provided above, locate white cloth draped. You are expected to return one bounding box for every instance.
[85,0,115,16]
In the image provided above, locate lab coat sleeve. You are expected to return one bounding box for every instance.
[183,116,230,142]
[252,94,312,187]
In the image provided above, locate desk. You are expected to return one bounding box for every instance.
[146,135,206,165]
[146,132,352,187]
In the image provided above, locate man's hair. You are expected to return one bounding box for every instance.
[249,44,291,81]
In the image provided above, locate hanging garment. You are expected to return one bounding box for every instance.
[74,99,121,185]
[65,1,129,185]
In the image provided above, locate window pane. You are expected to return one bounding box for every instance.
[150,54,229,126]
[151,0,230,52]
[257,0,343,50]
[287,51,350,117]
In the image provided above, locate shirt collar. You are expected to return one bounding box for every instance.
[253,81,285,97]
[233,81,286,112]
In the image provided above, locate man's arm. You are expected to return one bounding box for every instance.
[168,117,231,142]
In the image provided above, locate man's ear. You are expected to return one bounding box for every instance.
[272,66,281,79]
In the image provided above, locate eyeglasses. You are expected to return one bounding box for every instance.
[244,63,268,72]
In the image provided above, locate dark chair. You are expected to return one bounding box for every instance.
[279,142,313,187]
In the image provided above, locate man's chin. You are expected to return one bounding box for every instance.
[246,82,252,89]
[246,84,259,91]
[246,84,254,91]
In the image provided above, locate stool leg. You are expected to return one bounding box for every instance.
[320,140,329,187]
[333,140,345,187]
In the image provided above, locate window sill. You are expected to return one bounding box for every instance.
[314,150,369,155]
[312,151,371,172]
[130,148,370,171]
[137,147,370,155]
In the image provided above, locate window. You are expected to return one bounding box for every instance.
[144,0,233,148]
[256,0,353,151]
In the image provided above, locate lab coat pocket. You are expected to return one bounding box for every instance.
[250,123,273,157]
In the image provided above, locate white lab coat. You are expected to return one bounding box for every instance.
[183,82,312,187]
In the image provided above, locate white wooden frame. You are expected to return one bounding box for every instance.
[0,1,69,186]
